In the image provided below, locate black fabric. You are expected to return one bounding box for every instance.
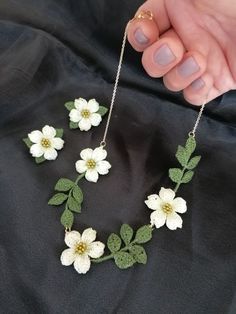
[0,1,235,313]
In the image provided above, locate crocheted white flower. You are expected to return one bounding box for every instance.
[145,187,187,230]
[75,147,111,182]
[24,125,64,163]
[68,98,107,131]
[61,228,105,274]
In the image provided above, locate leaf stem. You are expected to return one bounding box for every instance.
[75,173,85,184]
[174,166,186,193]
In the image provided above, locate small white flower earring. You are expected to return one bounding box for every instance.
[65,98,108,131]
[23,125,64,163]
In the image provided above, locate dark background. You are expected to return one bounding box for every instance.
[0,1,235,313]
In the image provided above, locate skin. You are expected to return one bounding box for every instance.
[127,0,236,105]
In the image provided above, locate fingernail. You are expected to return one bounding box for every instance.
[134,28,149,45]
[177,57,200,77]
[154,44,176,66]
[191,78,205,90]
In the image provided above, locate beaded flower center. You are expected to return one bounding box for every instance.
[75,242,87,255]
[81,109,91,119]
[86,159,96,169]
[162,203,173,214]
[41,138,51,148]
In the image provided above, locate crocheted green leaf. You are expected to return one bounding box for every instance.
[55,128,63,138]
[169,168,183,183]
[48,193,68,205]
[185,136,196,155]
[129,245,147,264]
[176,145,188,167]
[60,209,74,229]
[97,106,108,117]
[107,233,121,253]
[181,170,194,183]
[23,138,32,148]
[69,121,79,129]
[135,225,152,244]
[187,156,201,170]
[55,178,74,192]
[35,156,46,164]
[65,101,75,111]
[114,252,135,269]
[120,224,133,245]
[72,185,83,203]
[67,196,81,213]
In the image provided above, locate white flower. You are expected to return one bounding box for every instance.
[69,98,102,131]
[75,147,111,183]
[145,187,187,230]
[28,125,64,160]
[61,228,105,274]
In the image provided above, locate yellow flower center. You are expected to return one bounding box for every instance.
[75,242,87,255]
[162,203,173,214]
[81,109,91,119]
[86,159,96,169]
[41,138,51,148]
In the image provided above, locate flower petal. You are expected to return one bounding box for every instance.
[90,113,102,126]
[73,254,91,274]
[88,99,99,112]
[42,125,56,138]
[60,248,76,266]
[96,160,111,175]
[92,147,107,161]
[80,148,93,160]
[78,118,92,131]
[88,241,105,258]
[65,231,81,248]
[52,138,64,150]
[69,109,81,123]
[166,212,183,230]
[85,169,99,183]
[150,210,166,229]
[81,228,97,243]
[30,143,44,157]
[44,148,58,160]
[74,98,87,110]
[75,160,87,173]
[172,197,187,213]
[145,194,162,211]
[28,130,43,143]
[159,187,175,202]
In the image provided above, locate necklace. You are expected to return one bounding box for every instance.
[48,24,206,275]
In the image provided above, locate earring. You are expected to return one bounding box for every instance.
[65,98,108,131]
[23,125,64,164]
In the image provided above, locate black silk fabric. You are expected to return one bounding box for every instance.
[0,1,236,313]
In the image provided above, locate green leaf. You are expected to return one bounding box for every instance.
[23,138,32,149]
[64,101,75,111]
[107,233,122,253]
[187,156,201,170]
[60,209,74,229]
[135,225,152,244]
[114,252,135,269]
[97,106,108,117]
[185,136,196,155]
[55,178,74,192]
[120,224,133,245]
[48,193,68,205]
[181,170,194,183]
[69,121,79,129]
[175,145,188,167]
[72,185,83,203]
[169,168,183,183]
[35,156,46,164]
[55,128,63,138]
[67,196,81,213]
[129,245,147,264]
